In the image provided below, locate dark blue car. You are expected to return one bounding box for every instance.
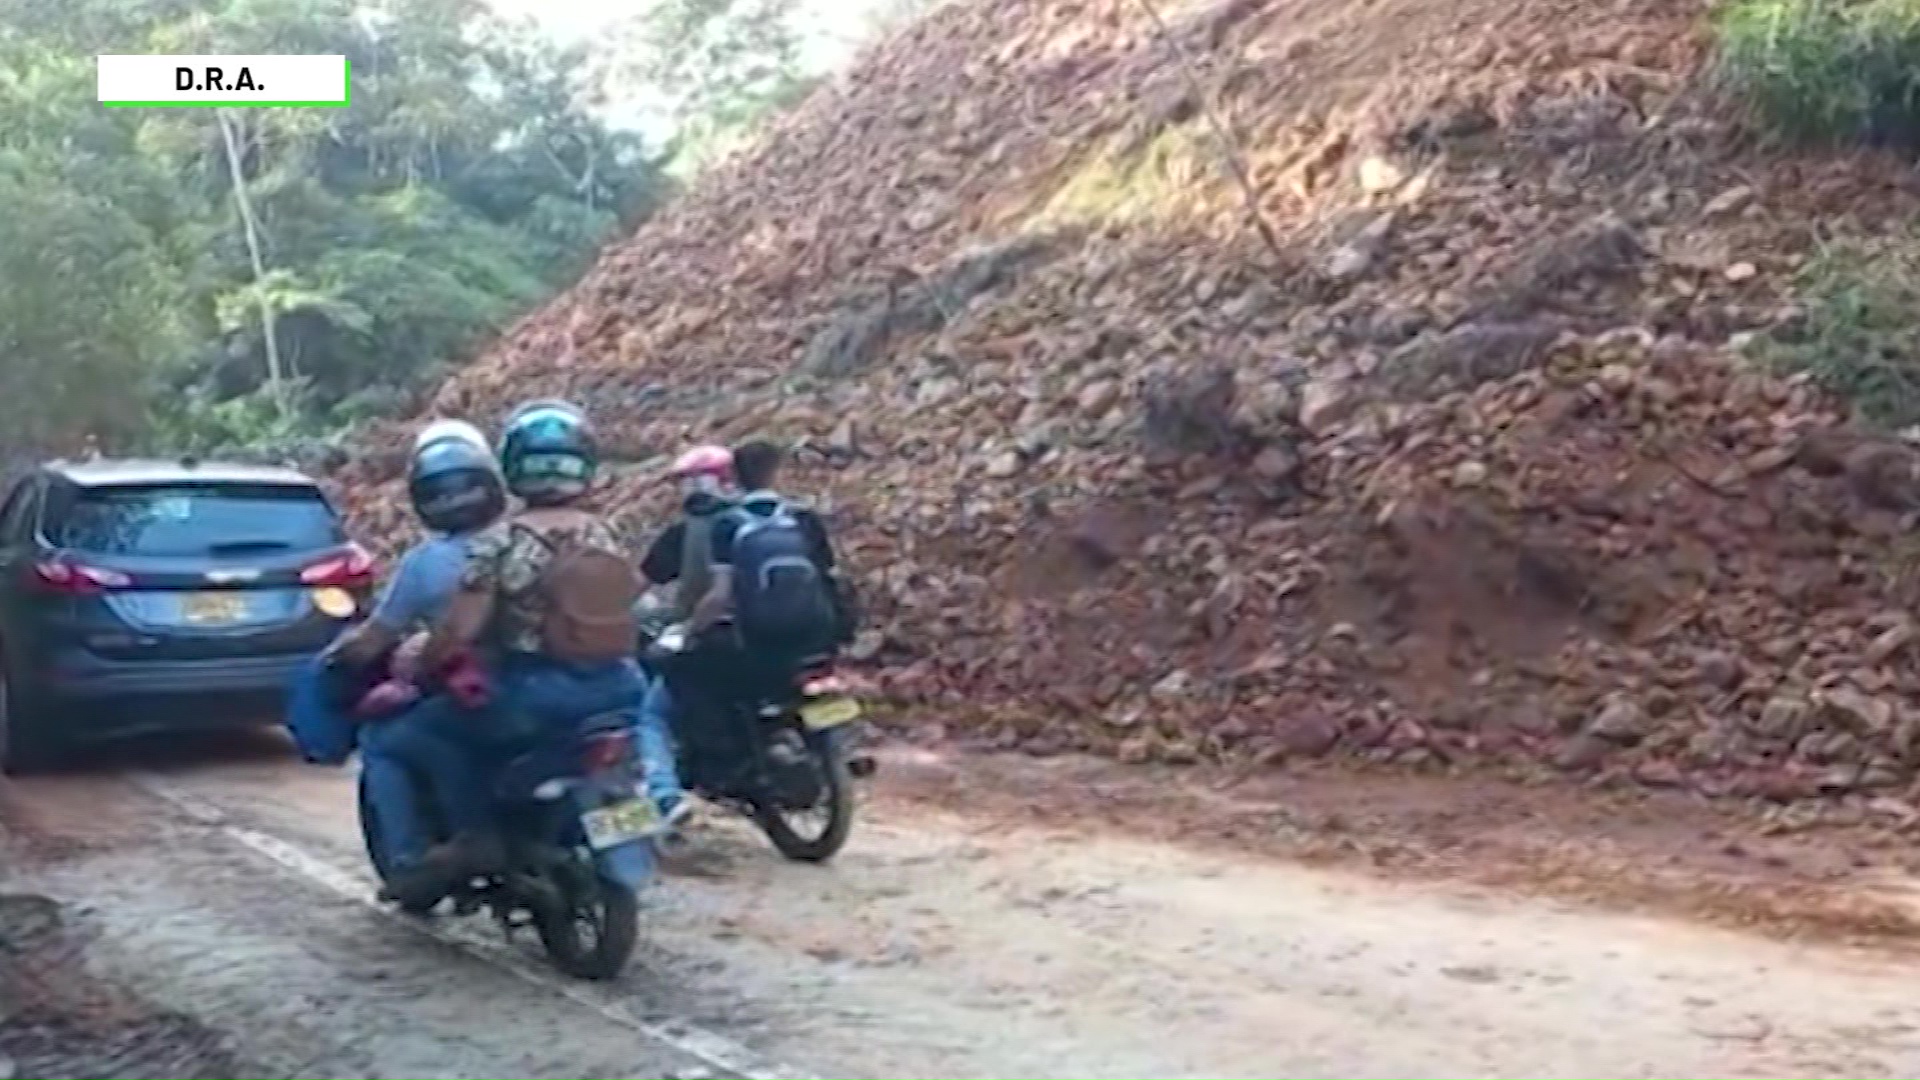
[0,457,374,772]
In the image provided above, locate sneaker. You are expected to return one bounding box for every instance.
[658,793,694,830]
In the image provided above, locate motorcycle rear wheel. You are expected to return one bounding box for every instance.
[754,729,855,863]
[535,867,639,980]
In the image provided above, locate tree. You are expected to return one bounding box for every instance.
[0,32,195,453]
[600,0,819,171]
[216,108,289,416]
[865,0,947,36]
[0,0,672,454]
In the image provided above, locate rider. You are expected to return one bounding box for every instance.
[418,400,688,834]
[635,445,743,764]
[640,444,740,629]
[729,438,855,649]
[637,439,844,765]
[328,419,503,671]
[286,419,506,897]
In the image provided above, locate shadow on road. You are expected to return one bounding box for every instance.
[35,721,296,780]
[0,889,257,1079]
[0,731,270,1079]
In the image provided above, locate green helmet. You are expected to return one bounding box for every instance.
[497,399,597,506]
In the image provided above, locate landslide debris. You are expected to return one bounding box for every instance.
[338,0,1920,822]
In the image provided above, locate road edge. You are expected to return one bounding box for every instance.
[129,770,815,1080]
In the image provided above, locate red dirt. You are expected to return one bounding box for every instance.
[869,743,1920,945]
[332,0,1920,842]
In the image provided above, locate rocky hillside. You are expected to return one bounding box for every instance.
[341,0,1920,821]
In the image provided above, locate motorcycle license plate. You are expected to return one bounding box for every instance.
[580,798,660,851]
[799,695,862,730]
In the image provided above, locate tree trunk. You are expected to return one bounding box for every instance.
[217,108,287,418]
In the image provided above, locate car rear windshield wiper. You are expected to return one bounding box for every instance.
[206,539,294,555]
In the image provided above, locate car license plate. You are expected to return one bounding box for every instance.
[182,591,247,625]
[580,798,660,850]
[799,695,862,730]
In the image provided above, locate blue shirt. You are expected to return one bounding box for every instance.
[368,533,470,634]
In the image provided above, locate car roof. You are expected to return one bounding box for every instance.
[43,458,321,490]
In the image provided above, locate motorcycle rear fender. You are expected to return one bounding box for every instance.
[813,719,860,751]
[812,721,878,778]
[493,716,641,802]
[592,838,655,889]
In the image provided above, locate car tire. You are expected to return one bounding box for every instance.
[0,658,62,776]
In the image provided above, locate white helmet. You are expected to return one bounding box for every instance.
[413,418,491,456]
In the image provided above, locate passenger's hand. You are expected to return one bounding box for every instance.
[390,632,429,682]
[441,652,492,709]
[353,679,420,720]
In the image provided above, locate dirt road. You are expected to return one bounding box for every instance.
[6,732,1920,1078]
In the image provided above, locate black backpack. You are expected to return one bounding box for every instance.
[728,497,837,652]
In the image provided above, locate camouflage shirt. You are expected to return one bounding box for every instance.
[461,511,628,657]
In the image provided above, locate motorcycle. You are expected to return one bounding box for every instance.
[640,620,875,862]
[357,708,658,980]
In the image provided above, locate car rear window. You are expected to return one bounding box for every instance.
[48,483,343,558]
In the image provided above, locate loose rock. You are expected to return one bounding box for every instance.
[1252,444,1301,485]
[330,0,1920,820]
[1358,155,1407,195]
[1585,694,1647,745]
[1077,379,1120,416]
[1297,378,1357,435]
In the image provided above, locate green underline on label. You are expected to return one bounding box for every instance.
[101,100,350,107]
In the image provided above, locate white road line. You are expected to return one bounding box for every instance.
[129,770,813,1080]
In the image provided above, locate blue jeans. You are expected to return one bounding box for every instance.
[359,694,496,847]
[494,655,684,809]
[360,656,687,863]
[635,674,683,808]
[284,652,449,870]
[359,729,429,867]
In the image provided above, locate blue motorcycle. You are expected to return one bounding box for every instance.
[357,709,656,980]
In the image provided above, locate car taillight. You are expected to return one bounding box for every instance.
[31,560,132,595]
[301,543,377,588]
[580,730,634,773]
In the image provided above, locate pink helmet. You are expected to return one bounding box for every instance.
[669,444,734,482]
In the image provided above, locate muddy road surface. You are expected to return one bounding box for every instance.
[5,731,1920,1078]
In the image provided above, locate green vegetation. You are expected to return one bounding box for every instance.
[1715,0,1920,149]
[1761,234,1920,428]
[596,0,818,175]
[0,0,660,456]
[0,0,830,460]
[1717,0,1920,425]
